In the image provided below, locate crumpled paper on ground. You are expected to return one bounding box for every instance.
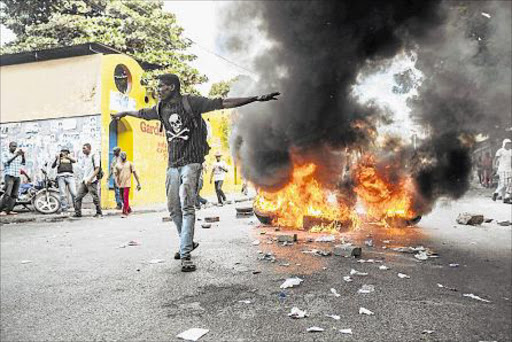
[176,328,209,341]
[288,307,308,319]
[280,277,303,289]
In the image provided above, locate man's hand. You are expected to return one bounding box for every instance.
[137,184,142,191]
[111,112,126,121]
[85,179,92,186]
[16,149,24,156]
[256,92,280,102]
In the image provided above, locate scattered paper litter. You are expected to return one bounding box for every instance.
[148,259,165,264]
[449,263,459,268]
[398,273,410,279]
[127,240,140,247]
[339,329,353,335]
[20,260,33,264]
[280,277,303,289]
[238,300,252,304]
[422,330,435,335]
[437,283,457,291]
[481,12,491,18]
[288,307,308,319]
[315,235,335,242]
[307,327,324,332]
[414,251,429,261]
[463,293,491,303]
[379,265,389,270]
[343,276,353,282]
[357,284,375,294]
[359,307,374,315]
[326,314,341,320]
[358,259,382,264]
[350,269,368,276]
[252,240,260,245]
[330,288,341,297]
[302,249,331,257]
[176,328,209,341]
[382,240,391,244]
[279,263,290,267]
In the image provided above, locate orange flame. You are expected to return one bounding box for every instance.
[253,162,357,229]
[353,155,417,222]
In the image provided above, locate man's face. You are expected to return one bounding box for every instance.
[9,142,17,152]
[505,142,511,150]
[157,81,175,101]
[61,151,69,157]
[82,145,91,155]
[114,149,120,157]
[216,156,221,162]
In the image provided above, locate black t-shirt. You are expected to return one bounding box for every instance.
[138,95,223,168]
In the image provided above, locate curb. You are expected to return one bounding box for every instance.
[0,207,166,225]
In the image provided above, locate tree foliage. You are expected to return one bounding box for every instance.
[0,0,207,93]
[208,77,239,98]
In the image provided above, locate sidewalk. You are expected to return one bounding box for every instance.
[0,194,254,225]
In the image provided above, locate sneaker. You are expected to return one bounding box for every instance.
[181,257,196,272]
[116,205,123,210]
[93,213,103,218]
[72,213,82,218]
[174,242,199,260]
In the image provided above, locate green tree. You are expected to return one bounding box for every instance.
[208,77,239,98]
[0,0,207,93]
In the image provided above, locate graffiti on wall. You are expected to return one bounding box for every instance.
[0,115,101,182]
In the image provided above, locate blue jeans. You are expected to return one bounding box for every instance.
[114,184,123,208]
[165,163,201,259]
[57,174,77,210]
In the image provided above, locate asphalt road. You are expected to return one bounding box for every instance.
[1,194,511,342]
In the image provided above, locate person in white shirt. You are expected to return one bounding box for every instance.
[210,151,228,205]
[73,143,102,217]
[492,138,512,203]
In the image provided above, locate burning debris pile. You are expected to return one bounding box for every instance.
[222,1,511,230]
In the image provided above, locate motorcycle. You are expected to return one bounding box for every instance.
[0,165,61,214]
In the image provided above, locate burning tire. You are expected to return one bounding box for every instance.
[253,208,274,225]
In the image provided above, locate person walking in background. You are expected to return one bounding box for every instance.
[492,138,512,202]
[108,147,123,210]
[74,143,102,218]
[481,151,493,188]
[114,151,141,217]
[52,148,77,213]
[0,141,25,216]
[210,151,228,206]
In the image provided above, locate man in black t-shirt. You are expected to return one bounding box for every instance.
[112,73,279,272]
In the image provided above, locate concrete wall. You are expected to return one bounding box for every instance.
[0,55,102,123]
[0,116,101,182]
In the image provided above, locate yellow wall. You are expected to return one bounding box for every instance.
[0,55,102,123]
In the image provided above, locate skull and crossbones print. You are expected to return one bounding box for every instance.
[167,113,189,142]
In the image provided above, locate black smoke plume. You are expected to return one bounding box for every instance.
[223,1,443,190]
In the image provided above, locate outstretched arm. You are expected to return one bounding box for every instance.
[111,110,140,121]
[222,92,280,109]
